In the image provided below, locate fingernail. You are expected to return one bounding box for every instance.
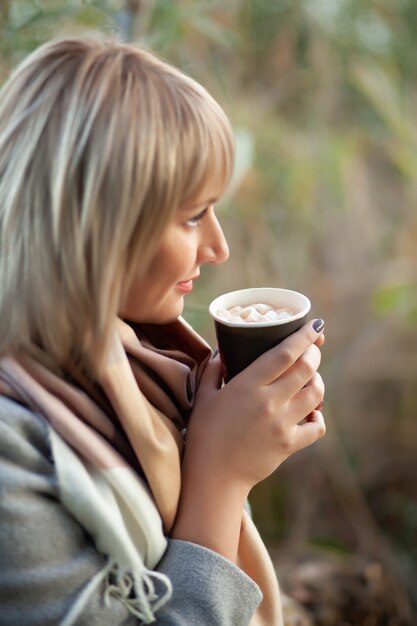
[212,347,219,358]
[312,319,325,333]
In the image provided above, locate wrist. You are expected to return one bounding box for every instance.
[171,465,250,563]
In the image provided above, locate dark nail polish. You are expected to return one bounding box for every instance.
[313,319,325,333]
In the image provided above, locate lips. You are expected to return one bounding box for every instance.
[177,280,193,292]
[176,274,199,293]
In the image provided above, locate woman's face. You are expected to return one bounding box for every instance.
[120,183,230,324]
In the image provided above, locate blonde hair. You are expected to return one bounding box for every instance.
[0,38,234,374]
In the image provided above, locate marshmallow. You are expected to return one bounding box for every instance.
[255,303,272,315]
[217,302,294,324]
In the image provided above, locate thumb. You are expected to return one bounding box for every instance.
[198,354,223,394]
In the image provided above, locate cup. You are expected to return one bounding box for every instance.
[209,287,311,382]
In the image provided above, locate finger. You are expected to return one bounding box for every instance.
[294,410,326,449]
[244,319,325,386]
[314,333,325,348]
[289,373,325,422]
[272,343,322,398]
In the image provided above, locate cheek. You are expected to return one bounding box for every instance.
[143,249,183,297]
[136,228,197,295]
[164,237,196,278]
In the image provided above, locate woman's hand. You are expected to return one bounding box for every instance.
[189,318,325,486]
[172,319,325,560]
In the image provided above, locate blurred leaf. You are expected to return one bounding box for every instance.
[350,60,409,140]
[72,5,110,28]
[350,59,417,177]
[373,283,417,322]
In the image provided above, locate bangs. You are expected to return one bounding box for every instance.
[176,86,235,206]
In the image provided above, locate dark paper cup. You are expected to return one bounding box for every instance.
[209,287,311,382]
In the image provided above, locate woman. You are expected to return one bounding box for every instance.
[0,38,325,625]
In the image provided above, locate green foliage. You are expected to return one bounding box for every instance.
[0,0,115,76]
[374,283,417,322]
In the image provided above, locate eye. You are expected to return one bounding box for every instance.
[185,207,209,228]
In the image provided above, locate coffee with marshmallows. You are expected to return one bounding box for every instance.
[217,303,296,325]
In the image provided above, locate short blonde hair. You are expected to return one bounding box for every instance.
[0,38,234,374]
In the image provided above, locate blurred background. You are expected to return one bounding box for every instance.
[1,1,416,624]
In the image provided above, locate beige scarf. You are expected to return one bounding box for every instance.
[0,317,282,625]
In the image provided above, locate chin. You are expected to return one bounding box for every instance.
[146,301,185,325]
[120,296,185,325]
[158,308,184,324]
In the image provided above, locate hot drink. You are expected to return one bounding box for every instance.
[217,303,296,324]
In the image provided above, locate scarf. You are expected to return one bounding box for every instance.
[0,317,283,626]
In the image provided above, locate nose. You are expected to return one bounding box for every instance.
[198,212,229,265]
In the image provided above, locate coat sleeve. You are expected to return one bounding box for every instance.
[0,397,261,626]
